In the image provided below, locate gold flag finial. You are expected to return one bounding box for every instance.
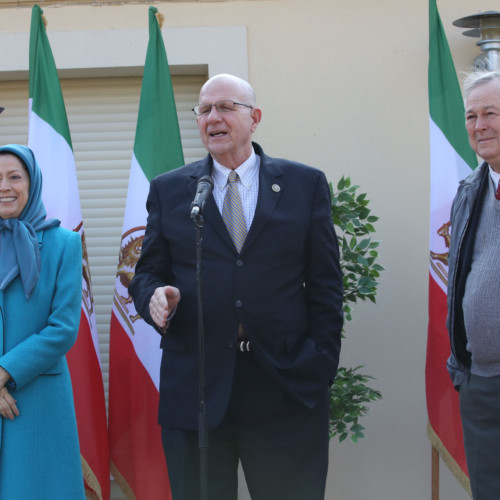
[155,11,164,29]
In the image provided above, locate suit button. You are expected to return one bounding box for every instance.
[235,300,242,307]
[236,259,243,267]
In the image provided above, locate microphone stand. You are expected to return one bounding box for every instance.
[191,208,209,500]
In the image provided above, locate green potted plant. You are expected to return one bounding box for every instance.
[329,176,383,443]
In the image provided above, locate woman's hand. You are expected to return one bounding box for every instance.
[0,387,19,420]
[0,367,19,420]
[0,366,10,389]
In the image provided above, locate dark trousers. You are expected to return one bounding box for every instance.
[162,351,330,500]
[460,373,500,500]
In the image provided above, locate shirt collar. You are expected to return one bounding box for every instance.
[212,149,259,191]
[488,164,500,186]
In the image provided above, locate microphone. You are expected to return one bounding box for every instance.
[191,176,214,217]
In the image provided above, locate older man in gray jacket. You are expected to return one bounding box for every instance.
[447,71,500,500]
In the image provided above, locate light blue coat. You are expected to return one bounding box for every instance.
[0,226,85,500]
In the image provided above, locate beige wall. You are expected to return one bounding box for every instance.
[0,0,490,498]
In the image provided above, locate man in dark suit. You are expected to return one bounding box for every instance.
[129,74,343,500]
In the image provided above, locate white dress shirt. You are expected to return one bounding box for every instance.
[212,150,260,231]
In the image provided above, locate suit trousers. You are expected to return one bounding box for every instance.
[459,373,500,500]
[162,349,330,500]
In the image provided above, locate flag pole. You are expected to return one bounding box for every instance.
[432,446,440,500]
[109,6,184,498]
[28,6,110,498]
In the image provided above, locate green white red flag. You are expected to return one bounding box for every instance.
[108,7,184,498]
[28,5,110,499]
[426,0,477,493]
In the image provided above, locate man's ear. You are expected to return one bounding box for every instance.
[251,107,262,132]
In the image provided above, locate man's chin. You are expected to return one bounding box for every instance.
[477,147,500,165]
[207,141,231,157]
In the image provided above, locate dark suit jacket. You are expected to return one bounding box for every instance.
[129,142,343,430]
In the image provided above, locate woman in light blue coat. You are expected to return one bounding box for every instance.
[0,145,85,499]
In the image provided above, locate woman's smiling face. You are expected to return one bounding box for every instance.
[0,153,30,220]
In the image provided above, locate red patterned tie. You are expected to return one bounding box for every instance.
[496,179,500,201]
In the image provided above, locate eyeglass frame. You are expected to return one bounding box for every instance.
[192,100,254,117]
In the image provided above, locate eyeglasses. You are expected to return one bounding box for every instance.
[192,100,253,117]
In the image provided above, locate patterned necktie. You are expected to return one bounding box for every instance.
[496,179,500,201]
[222,170,247,252]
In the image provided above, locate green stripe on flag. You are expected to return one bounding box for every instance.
[428,0,477,169]
[29,4,72,149]
[134,6,185,181]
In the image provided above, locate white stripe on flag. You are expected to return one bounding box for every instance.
[29,104,102,366]
[123,154,151,228]
[29,106,82,227]
[113,153,161,389]
[429,118,474,294]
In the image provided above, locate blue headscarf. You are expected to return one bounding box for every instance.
[0,145,60,298]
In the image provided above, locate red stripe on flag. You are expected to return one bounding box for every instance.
[109,312,171,500]
[426,275,467,475]
[67,309,110,500]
